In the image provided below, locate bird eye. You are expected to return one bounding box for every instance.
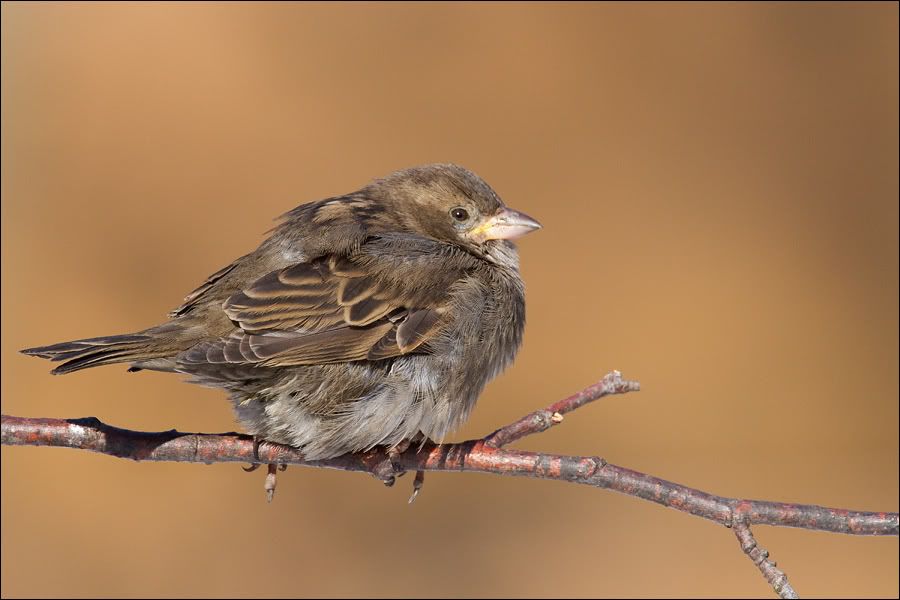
[450,207,470,222]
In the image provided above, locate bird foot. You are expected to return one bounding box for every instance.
[242,435,288,502]
[372,438,429,503]
[371,440,410,487]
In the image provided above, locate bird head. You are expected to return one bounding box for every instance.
[372,163,542,258]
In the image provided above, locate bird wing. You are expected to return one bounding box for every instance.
[178,244,460,368]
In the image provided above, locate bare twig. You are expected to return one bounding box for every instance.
[484,370,639,447]
[733,505,798,599]
[2,371,897,598]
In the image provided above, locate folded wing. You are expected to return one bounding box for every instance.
[178,252,450,368]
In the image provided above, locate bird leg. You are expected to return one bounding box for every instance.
[388,440,412,474]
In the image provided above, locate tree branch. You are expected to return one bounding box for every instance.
[2,371,897,597]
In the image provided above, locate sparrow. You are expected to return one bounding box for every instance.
[22,164,541,475]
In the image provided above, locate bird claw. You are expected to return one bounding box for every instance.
[408,470,425,504]
[252,434,263,462]
[260,463,288,502]
[265,464,278,503]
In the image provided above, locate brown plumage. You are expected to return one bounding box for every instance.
[22,164,541,459]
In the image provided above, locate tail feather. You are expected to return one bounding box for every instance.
[21,334,166,375]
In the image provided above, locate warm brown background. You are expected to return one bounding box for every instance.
[2,2,897,598]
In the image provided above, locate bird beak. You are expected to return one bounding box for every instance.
[470,208,542,241]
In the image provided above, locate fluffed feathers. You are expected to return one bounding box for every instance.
[21,163,541,459]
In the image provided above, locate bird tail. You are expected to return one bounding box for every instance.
[21,333,171,375]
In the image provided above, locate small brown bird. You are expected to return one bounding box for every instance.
[23,164,540,471]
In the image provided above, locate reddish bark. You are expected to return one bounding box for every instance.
[2,371,897,598]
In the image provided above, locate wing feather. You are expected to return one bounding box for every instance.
[180,247,461,369]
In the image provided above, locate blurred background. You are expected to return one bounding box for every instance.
[2,2,897,597]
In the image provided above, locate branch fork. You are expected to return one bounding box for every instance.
[2,370,897,598]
